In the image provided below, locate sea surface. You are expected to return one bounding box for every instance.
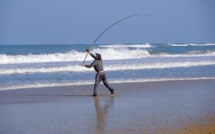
[0,43,215,90]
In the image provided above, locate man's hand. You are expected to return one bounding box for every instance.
[86,48,91,53]
[82,64,85,67]
[87,50,91,53]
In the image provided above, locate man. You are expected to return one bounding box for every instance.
[82,50,115,96]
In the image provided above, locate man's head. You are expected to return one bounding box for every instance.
[96,53,102,60]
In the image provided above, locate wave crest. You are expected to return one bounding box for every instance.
[168,43,215,47]
[0,48,150,64]
[99,43,151,48]
[1,61,214,75]
[0,44,215,64]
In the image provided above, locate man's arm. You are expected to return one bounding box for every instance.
[81,50,96,67]
[86,49,97,59]
[82,60,96,68]
[89,53,97,59]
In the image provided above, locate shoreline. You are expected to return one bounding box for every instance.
[1,77,215,91]
[0,79,215,134]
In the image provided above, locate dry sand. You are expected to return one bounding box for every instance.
[0,79,215,134]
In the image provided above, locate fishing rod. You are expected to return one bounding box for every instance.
[82,13,154,64]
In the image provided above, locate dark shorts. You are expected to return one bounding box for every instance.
[96,73,106,82]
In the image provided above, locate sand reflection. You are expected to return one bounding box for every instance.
[93,96,114,134]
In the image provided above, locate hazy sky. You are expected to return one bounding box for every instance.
[0,0,215,44]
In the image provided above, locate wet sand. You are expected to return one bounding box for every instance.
[0,79,215,134]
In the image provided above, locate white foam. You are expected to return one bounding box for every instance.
[0,81,94,91]
[159,51,215,57]
[169,43,215,47]
[111,77,215,84]
[1,45,215,64]
[1,77,214,90]
[93,48,150,60]
[105,61,215,71]
[0,48,150,64]
[189,43,215,46]
[0,50,87,64]
[168,44,189,47]
[1,61,215,75]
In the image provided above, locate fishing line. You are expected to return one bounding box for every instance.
[82,13,154,64]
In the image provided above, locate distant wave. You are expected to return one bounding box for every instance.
[1,61,214,75]
[0,47,215,64]
[168,43,215,47]
[1,77,215,90]
[168,43,195,47]
[158,50,215,57]
[99,43,151,48]
[190,43,215,46]
[0,50,85,64]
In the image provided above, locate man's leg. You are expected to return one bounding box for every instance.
[102,74,114,94]
[93,73,101,96]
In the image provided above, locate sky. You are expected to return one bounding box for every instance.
[0,0,215,45]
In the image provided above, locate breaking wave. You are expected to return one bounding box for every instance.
[1,61,215,75]
[0,48,150,64]
[168,43,215,47]
[0,46,215,64]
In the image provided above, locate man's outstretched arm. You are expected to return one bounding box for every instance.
[82,60,96,68]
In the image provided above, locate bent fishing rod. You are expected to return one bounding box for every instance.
[82,13,154,64]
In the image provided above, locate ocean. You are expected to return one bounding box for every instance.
[0,43,215,90]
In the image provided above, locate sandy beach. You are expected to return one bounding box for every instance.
[0,79,215,134]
